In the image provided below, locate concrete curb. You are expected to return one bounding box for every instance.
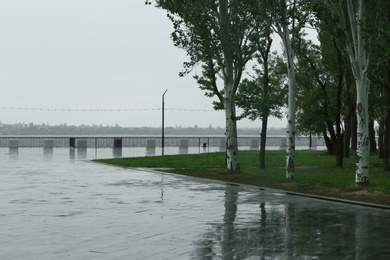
[143,167,390,210]
[283,190,390,210]
[94,163,390,210]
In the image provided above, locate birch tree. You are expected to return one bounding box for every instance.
[324,0,370,185]
[265,0,298,179]
[155,0,264,172]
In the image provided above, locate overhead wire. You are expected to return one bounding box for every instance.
[0,106,222,113]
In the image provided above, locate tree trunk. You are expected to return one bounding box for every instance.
[272,0,296,179]
[384,114,390,171]
[323,131,334,155]
[334,35,344,168]
[325,0,370,184]
[369,119,377,153]
[259,119,268,169]
[280,20,296,180]
[378,119,384,159]
[286,62,296,179]
[225,91,240,173]
[344,67,353,158]
[344,117,351,158]
[220,0,240,173]
[325,122,344,167]
[383,73,390,170]
[352,0,370,186]
[258,36,272,169]
[334,133,344,168]
[351,110,358,151]
[355,87,370,185]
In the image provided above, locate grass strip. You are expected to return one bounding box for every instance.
[95,150,390,207]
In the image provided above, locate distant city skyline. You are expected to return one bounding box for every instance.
[0,0,286,129]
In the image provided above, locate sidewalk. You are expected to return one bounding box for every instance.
[1,148,390,259]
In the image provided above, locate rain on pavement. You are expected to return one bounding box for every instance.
[1,147,390,259]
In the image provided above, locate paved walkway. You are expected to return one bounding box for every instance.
[1,148,390,259]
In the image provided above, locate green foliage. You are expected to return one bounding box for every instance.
[152,1,390,173]
[366,0,390,120]
[294,7,351,137]
[156,0,275,172]
[157,0,265,102]
[236,52,287,122]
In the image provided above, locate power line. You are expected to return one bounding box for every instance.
[0,106,221,113]
[0,106,159,112]
[167,108,217,112]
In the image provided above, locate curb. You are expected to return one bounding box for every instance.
[148,168,390,210]
[96,164,390,211]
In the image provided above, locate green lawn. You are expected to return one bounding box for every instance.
[95,150,390,206]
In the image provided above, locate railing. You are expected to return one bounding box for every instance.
[0,135,324,150]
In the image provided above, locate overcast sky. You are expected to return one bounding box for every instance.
[0,0,286,129]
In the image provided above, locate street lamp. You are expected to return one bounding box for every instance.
[162,89,168,155]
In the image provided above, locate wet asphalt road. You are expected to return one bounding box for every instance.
[1,148,390,259]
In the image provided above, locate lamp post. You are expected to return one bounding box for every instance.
[162,89,168,155]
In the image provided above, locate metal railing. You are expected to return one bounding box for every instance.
[0,135,323,149]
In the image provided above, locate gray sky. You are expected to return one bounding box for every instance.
[0,0,286,129]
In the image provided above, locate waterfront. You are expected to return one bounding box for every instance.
[0,135,326,156]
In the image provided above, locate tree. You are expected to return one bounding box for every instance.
[294,15,351,168]
[236,4,287,169]
[367,0,390,171]
[155,0,264,172]
[265,0,301,179]
[236,48,287,168]
[324,0,371,185]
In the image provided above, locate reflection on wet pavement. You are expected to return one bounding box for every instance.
[1,148,390,259]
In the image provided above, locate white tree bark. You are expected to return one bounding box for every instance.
[220,0,240,172]
[325,0,370,185]
[351,0,370,184]
[284,31,296,180]
[355,76,370,185]
[225,89,240,172]
[223,56,240,172]
[274,1,296,179]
